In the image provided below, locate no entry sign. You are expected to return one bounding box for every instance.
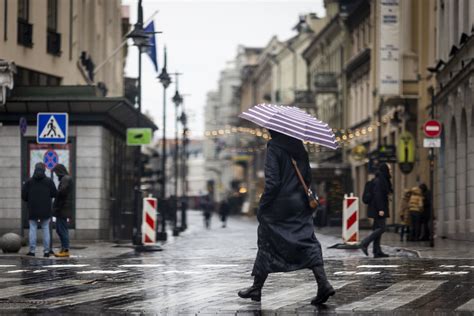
[424,120,442,138]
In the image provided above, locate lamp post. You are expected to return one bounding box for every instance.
[171,72,183,236]
[180,114,189,231]
[157,47,171,241]
[127,0,152,246]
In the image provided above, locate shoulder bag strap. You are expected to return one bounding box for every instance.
[291,158,310,195]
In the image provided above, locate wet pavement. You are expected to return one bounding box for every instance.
[0,211,473,315]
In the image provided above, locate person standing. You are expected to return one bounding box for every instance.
[408,186,424,242]
[238,130,334,306]
[201,193,213,229]
[52,164,73,257]
[360,163,393,258]
[219,196,231,228]
[21,162,57,257]
[419,183,431,241]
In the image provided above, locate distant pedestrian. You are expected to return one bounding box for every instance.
[52,164,73,257]
[21,163,57,257]
[201,193,213,229]
[408,186,424,242]
[238,130,334,306]
[359,163,393,258]
[399,189,412,241]
[419,183,431,241]
[219,197,231,228]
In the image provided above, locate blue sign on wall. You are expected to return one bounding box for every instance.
[37,113,68,144]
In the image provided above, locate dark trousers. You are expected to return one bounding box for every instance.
[55,217,70,250]
[361,217,386,254]
[410,212,422,241]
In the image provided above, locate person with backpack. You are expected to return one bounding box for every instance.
[408,186,424,241]
[360,163,393,258]
[21,162,57,257]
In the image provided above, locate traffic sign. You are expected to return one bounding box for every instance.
[423,120,442,138]
[424,138,441,148]
[19,117,27,136]
[37,113,68,144]
[43,150,59,170]
[127,128,152,146]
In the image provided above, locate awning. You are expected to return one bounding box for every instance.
[0,86,158,136]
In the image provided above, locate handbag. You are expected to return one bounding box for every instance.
[291,159,319,210]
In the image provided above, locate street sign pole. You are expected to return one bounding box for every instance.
[429,88,435,248]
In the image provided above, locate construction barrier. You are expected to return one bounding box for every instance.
[142,196,157,245]
[342,193,359,244]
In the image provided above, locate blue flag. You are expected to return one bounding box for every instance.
[144,21,158,72]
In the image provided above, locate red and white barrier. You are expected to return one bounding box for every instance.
[142,197,157,245]
[342,193,359,244]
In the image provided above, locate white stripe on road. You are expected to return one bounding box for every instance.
[6,270,29,273]
[76,270,127,274]
[423,271,469,275]
[334,271,381,275]
[336,280,446,312]
[439,265,456,268]
[198,264,239,268]
[118,264,164,268]
[456,299,474,311]
[0,265,16,268]
[458,265,474,268]
[33,270,48,273]
[357,265,399,268]
[43,264,90,268]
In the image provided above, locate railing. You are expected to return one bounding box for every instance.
[47,30,61,55]
[17,19,33,47]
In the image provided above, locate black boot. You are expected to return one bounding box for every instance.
[238,274,267,302]
[311,265,335,305]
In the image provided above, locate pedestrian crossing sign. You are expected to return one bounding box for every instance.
[37,113,68,144]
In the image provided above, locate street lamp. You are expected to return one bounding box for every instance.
[171,74,183,236]
[157,47,171,241]
[127,0,152,246]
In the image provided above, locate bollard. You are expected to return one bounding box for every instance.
[142,196,157,245]
[342,193,359,244]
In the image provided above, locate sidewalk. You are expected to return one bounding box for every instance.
[317,226,474,259]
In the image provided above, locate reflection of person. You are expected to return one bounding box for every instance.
[52,164,73,257]
[360,163,393,258]
[21,163,57,257]
[238,130,334,306]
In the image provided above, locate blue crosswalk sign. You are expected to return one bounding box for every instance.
[37,113,68,144]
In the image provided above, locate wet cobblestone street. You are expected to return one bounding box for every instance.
[0,212,473,315]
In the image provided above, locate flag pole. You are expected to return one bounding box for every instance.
[93,10,159,75]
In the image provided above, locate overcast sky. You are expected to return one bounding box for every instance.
[123,0,325,139]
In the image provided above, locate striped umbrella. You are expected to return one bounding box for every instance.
[239,104,338,150]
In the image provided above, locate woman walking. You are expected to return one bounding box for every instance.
[238,130,335,305]
[360,163,393,257]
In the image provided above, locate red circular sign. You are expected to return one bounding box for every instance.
[424,120,442,138]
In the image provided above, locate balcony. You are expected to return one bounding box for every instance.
[47,30,61,56]
[17,19,33,47]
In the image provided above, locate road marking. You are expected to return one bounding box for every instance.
[456,299,474,312]
[118,264,164,268]
[33,270,48,273]
[43,264,90,268]
[198,264,239,268]
[458,265,474,268]
[77,270,127,274]
[6,270,29,273]
[0,265,16,268]
[357,265,399,268]
[334,271,380,275]
[161,270,201,274]
[423,271,469,275]
[336,280,446,312]
[439,265,456,268]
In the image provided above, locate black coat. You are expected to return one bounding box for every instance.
[252,133,323,277]
[22,167,57,220]
[52,164,74,218]
[367,175,391,218]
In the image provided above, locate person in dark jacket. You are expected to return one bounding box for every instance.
[360,163,393,258]
[201,193,213,229]
[21,162,57,257]
[52,164,73,257]
[219,196,231,228]
[419,183,431,241]
[238,130,334,306]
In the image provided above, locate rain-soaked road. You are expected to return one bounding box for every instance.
[0,211,473,315]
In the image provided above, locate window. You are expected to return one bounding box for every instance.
[14,66,62,86]
[47,0,58,31]
[18,0,29,21]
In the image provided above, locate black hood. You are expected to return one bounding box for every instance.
[52,164,69,179]
[33,162,46,180]
[268,129,308,159]
[376,163,393,193]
